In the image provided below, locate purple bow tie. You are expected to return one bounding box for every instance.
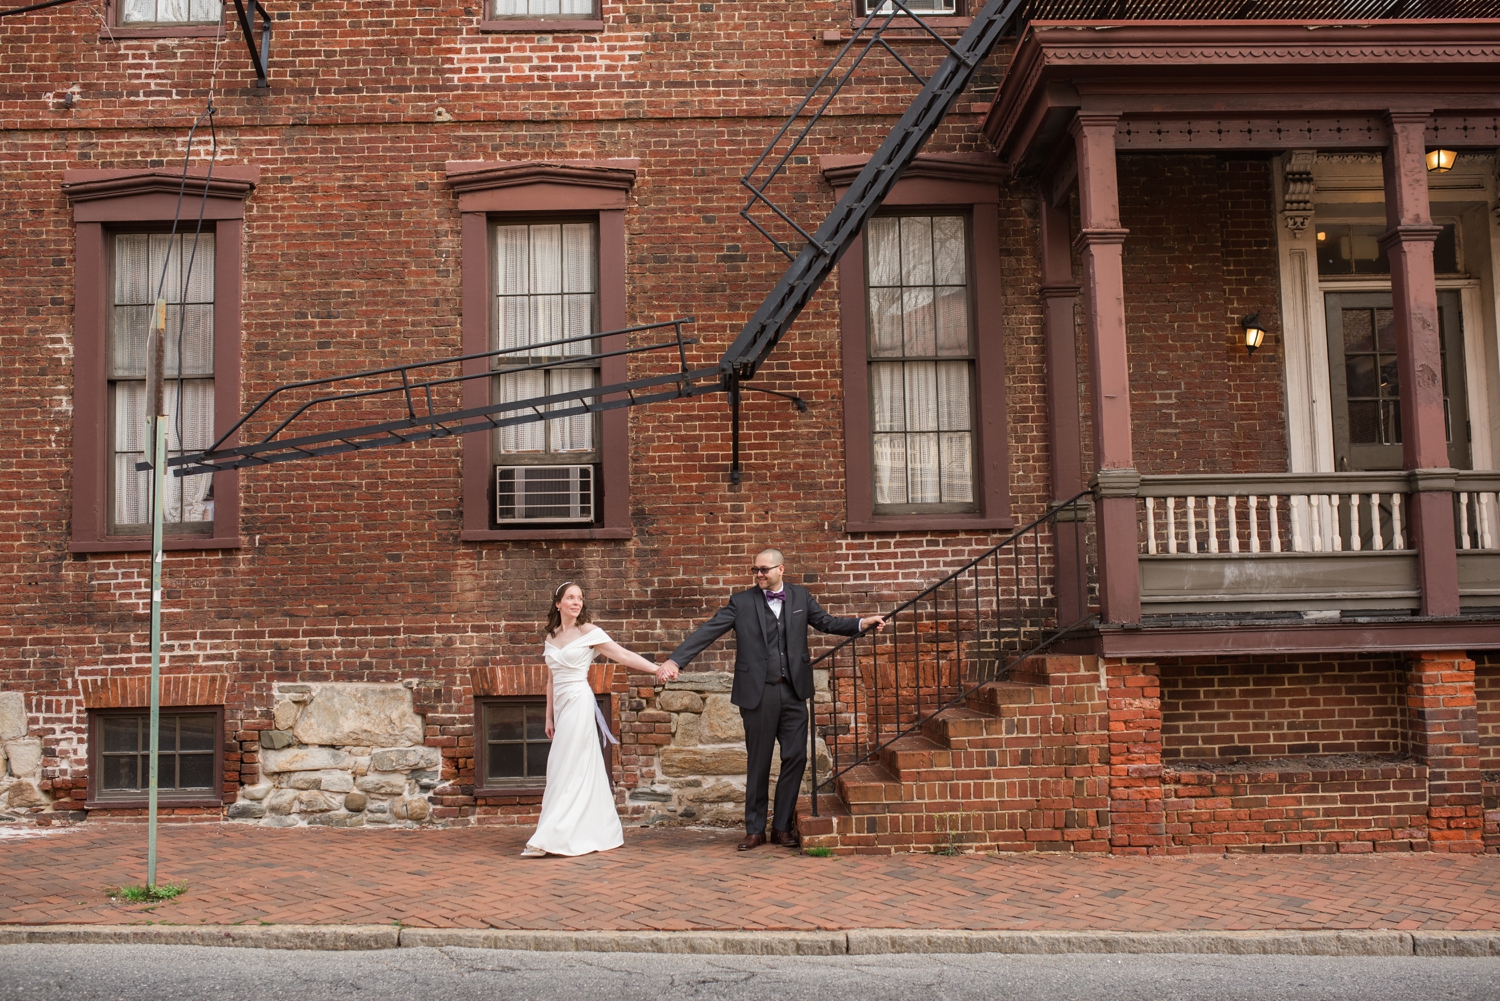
[763,589,785,602]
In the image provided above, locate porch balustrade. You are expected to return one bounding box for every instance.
[1140,473,1411,556]
[1131,472,1500,614]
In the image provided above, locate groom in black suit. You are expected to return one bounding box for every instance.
[661,549,886,850]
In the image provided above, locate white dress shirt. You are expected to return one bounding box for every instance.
[762,586,784,620]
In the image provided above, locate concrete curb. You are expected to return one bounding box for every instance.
[0,924,399,950]
[0,925,1496,956]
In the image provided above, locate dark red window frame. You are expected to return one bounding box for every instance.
[447,160,636,542]
[824,154,1012,533]
[64,167,255,553]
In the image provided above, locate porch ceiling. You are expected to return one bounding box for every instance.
[983,20,1500,174]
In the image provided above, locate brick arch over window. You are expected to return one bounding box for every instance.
[64,166,256,552]
[824,154,1012,532]
[447,159,637,541]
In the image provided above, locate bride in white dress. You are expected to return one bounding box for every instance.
[522,581,670,858]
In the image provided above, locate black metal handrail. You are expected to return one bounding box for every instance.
[807,491,1095,815]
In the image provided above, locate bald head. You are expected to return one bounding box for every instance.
[753,548,785,591]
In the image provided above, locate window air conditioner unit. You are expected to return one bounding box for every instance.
[496,465,595,524]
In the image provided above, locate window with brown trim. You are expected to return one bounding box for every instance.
[865,213,977,515]
[482,0,603,32]
[64,167,254,553]
[474,695,610,793]
[859,0,961,14]
[118,0,222,25]
[491,218,601,524]
[825,154,1011,533]
[87,707,224,806]
[447,160,636,542]
[108,231,218,536]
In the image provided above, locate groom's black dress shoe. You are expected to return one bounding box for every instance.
[737,832,767,851]
[770,828,800,849]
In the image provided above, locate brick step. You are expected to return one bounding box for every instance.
[835,762,903,815]
[877,733,951,778]
[921,707,1008,747]
[793,793,1109,856]
[966,679,1051,715]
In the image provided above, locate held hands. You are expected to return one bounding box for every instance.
[656,659,680,683]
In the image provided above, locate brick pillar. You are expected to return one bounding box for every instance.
[1382,112,1459,616]
[1406,650,1484,852]
[1071,112,1140,624]
[1105,657,1164,854]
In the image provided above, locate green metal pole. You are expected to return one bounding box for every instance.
[146,300,168,889]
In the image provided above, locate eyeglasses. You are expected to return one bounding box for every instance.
[751,564,783,576]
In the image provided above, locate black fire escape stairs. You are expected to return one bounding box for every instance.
[162,0,1029,481]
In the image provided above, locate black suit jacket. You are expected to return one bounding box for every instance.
[668,583,862,709]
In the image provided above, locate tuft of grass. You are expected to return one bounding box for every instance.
[802,846,834,858]
[108,881,187,903]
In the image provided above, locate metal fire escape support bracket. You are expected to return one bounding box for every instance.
[158,319,717,476]
[231,0,272,88]
[719,0,1025,386]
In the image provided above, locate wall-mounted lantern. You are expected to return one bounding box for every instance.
[1241,312,1267,356]
[1426,148,1458,173]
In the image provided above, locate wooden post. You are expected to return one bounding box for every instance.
[1039,186,1087,622]
[1383,111,1460,616]
[1071,113,1140,623]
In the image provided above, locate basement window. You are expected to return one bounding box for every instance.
[87,708,224,806]
[118,0,223,26]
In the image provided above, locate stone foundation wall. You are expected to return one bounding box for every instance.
[0,691,48,818]
[625,672,828,826]
[229,682,440,828]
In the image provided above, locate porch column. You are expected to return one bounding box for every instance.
[1382,112,1460,616]
[1039,190,1088,622]
[1071,113,1140,623]
[1405,651,1484,852]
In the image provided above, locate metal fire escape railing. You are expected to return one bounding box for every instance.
[163,0,1028,480]
[807,492,1096,814]
[161,320,717,476]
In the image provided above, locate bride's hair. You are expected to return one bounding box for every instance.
[544,580,592,638]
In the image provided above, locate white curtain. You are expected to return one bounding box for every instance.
[547,368,595,452]
[496,371,546,454]
[113,381,215,527]
[123,0,220,25]
[493,222,599,458]
[866,214,973,507]
[493,0,595,15]
[111,233,215,528]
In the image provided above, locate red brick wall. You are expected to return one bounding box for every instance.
[1159,656,1406,761]
[1478,658,1500,776]
[1118,155,1287,476]
[1164,761,1429,854]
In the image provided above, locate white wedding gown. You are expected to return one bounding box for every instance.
[525,628,625,856]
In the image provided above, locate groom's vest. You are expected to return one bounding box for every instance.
[764,602,790,685]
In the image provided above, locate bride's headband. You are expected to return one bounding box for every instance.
[553,580,577,601]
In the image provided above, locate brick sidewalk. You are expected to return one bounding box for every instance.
[1,823,1497,932]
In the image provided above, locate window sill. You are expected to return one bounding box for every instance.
[844,514,1015,533]
[108,25,225,38]
[461,527,631,542]
[70,535,242,554]
[479,19,604,33]
[84,796,224,810]
[474,785,546,801]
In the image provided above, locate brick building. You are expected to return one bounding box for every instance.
[0,1,1497,853]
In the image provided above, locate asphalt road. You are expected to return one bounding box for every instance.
[0,944,1496,1001]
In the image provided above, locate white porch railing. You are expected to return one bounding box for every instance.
[1137,473,1412,556]
[1455,472,1500,551]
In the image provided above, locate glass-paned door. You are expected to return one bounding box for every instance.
[1325,291,1469,471]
